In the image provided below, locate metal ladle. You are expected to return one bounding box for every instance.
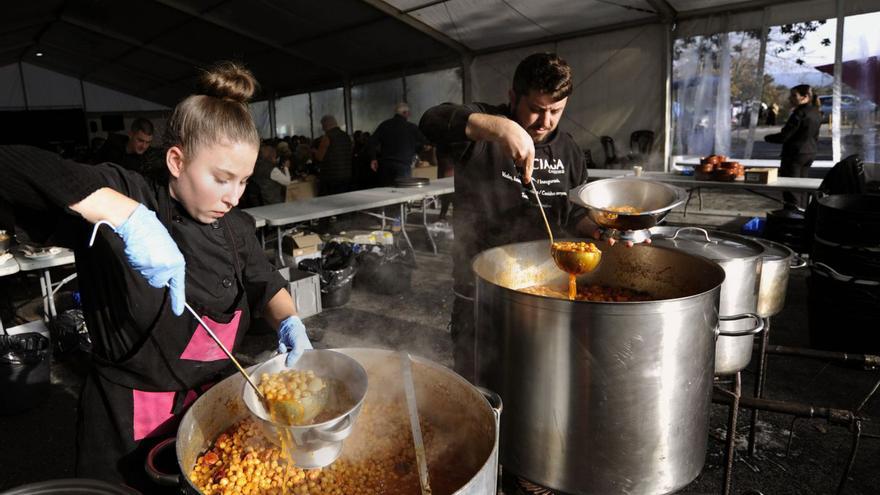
[88,221,324,425]
[529,180,602,277]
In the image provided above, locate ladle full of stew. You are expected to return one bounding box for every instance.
[529,180,602,299]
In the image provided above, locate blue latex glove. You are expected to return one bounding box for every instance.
[277,316,312,366]
[115,204,187,316]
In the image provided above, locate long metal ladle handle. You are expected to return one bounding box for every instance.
[529,180,554,245]
[401,352,432,495]
[89,221,266,402]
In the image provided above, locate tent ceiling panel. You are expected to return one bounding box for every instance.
[19,47,104,77]
[0,3,64,31]
[390,0,656,50]
[3,0,875,108]
[0,26,43,50]
[41,23,135,64]
[291,18,456,73]
[61,1,188,44]
[120,50,197,82]
[211,0,386,46]
[149,19,273,65]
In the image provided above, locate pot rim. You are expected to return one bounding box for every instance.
[473,241,726,312]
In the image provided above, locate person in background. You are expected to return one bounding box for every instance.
[765,84,822,209]
[292,136,312,177]
[94,118,159,174]
[370,103,429,185]
[420,53,606,382]
[767,102,779,126]
[313,115,353,195]
[251,142,285,205]
[0,62,312,489]
[270,143,293,200]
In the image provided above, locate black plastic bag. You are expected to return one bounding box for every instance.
[355,244,415,295]
[298,242,358,308]
[0,332,51,415]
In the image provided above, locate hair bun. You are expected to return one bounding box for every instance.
[197,61,257,104]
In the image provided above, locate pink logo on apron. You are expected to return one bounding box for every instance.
[132,389,197,441]
[179,310,242,362]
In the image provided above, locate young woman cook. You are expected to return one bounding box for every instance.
[0,62,310,489]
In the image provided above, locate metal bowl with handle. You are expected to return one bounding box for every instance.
[569,178,688,232]
[242,350,368,469]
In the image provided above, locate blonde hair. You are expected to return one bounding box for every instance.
[163,61,260,159]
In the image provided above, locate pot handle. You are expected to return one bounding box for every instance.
[813,262,880,286]
[476,386,503,421]
[145,437,180,486]
[669,227,716,243]
[310,415,354,443]
[717,313,764,337]
[790,254,808,269]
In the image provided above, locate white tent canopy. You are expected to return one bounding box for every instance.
[1,0,877,164]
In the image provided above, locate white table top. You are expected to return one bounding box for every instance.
[14,248,76,271]
[244,178,455,227]
[587,169,822,193]
[673,156,835,169]
[0,255,19,276]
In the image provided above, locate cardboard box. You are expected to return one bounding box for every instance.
[278,267,322,319]
[282,233,322,257]
[286,176,318,202]
[412,164,438,180]
[744,168,778,184]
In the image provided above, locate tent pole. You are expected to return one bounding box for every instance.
[269,92,277,139]
[831,0,844,163]
[663,23,673,172]
[744,9,769,159]
[18,62,29,111]
[461,55,473,103]
[344,79,353,135]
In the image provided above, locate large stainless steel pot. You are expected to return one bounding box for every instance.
[473,240,728,495]
[754,238,806,317]
[155,348,502,495]
[650,227,765,375]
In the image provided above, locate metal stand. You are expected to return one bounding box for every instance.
[748,317,772,457]
[715,326,880,495]
[715,372,742,495]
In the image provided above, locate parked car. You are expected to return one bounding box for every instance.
[817,94,877,123]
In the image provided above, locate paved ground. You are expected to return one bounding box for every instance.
[1,190,878,494]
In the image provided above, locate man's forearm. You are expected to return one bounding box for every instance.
[465,113,511,143]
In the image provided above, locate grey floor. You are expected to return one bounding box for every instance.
[1,189,878,494]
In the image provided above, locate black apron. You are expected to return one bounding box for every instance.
[75,193,251,490]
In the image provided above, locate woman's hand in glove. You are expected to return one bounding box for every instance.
[277,315,313,366]
[115,204,187,315]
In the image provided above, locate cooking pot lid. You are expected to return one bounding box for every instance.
[650,226,764,261]
[754,238,792,261]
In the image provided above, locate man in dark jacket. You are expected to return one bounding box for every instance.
[420,53,601,382]
[94,118,160,175]
[314,115,353,195]
[765,84,822,208]
[370,103,429,185]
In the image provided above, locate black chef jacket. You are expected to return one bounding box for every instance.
[0,145,287,489]
[419,102,589,295]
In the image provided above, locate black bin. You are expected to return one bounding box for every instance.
[1,332,51,415]
[808,193,880,354]
[298,242,358,309]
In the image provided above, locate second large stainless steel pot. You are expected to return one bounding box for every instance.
[754,238,805,317]
[651,227,765,375]
[473,240,726,495]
